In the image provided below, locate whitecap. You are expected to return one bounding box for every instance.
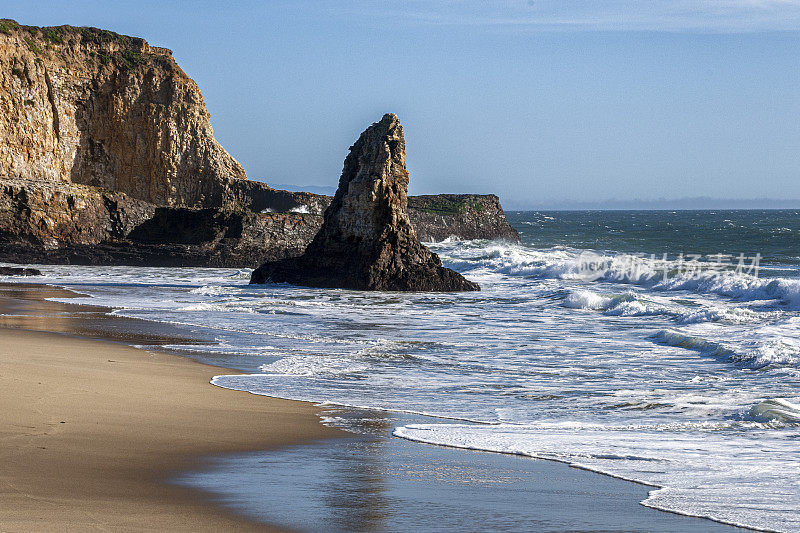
[748,398,800,424]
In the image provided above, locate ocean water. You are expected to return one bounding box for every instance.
[3,209,800,532]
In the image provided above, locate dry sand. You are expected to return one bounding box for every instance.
[0,290,342,532]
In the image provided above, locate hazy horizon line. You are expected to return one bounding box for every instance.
[265,183,800,211]
[508,196,800,211]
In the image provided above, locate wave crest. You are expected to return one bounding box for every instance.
[651,329,800,370]
[748,398,800,424]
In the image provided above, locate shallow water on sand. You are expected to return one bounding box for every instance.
[175,410,742,533]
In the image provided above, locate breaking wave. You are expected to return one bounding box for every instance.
[748,398,800,424]
[562,290,666,317]
[651,329,800,370]
[432,240,800,310]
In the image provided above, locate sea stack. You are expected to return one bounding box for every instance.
[250,114,479,292]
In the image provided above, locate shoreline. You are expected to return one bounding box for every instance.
[0,278,754,532]
[0,283,343,531]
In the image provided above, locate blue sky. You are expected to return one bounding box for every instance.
[5,1,800,208]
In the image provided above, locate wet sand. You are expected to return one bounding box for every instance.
[178,419,751,533]
[0,284,341,532]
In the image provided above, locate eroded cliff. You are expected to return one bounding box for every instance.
[0,20,247,207]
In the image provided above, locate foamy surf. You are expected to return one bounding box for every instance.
[651,327,800,370]
[431,239,800,310]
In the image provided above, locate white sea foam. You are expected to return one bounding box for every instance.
[561,288,738,322]
[675,307,727,324]
[651,328,800,370]
[562,289,670,317]
[562,289,613,310]
[190,284,229,296]
[433,240,800,310]
[258,355,370,376]
[656,273,800,310]
[394,421,800,532]
[651,329,736,360]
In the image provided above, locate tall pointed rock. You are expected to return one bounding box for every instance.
[250,114,479,291]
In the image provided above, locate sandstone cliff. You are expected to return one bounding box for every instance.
[0,20,247,207]
[251,114,479,291]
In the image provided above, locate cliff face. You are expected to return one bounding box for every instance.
[125,207,318,265]
[0,178,154,247]
[0,21,246,207]
[408,194,518,242]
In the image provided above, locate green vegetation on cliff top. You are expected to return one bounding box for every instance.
[0,20,138,46]
[2,20,151,72]
[414,197,486,215]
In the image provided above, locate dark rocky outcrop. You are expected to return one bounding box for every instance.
[0,179,155,247]
[0,266,41,276]
[251,114,479,291]
[247,190,521,243]
[0,184,318,267]
[408,194,518,242]
[124,207,318,266]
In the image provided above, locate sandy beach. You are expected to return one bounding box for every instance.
[0,288,341,532]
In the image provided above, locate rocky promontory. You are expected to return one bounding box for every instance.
[0,21,518,269]
[251,114,479,291]
[408,194,519,242]
[0,20,250,207]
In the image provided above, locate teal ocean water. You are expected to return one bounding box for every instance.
[5,209,800,532]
